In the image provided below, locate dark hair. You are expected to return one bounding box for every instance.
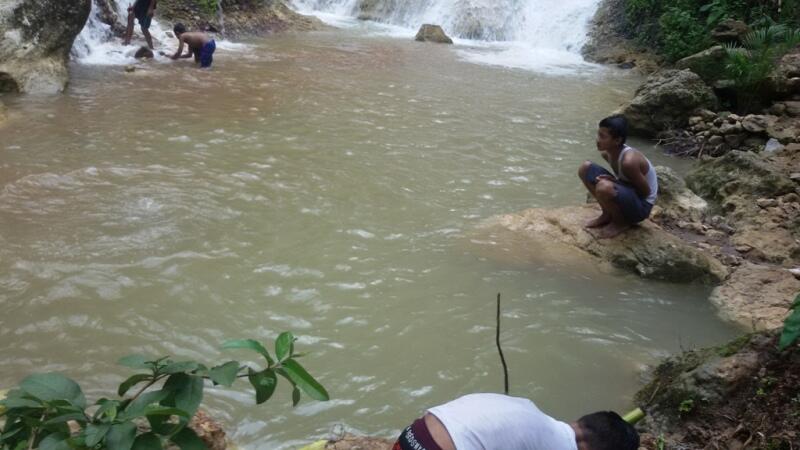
[598,115,628,144]
[173,23,186,35]
[577,411,639,450]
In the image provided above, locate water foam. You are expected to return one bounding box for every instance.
[289,0,603,74]
[72,0,248,66]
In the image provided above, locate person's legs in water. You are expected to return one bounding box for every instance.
[139,14,154,49]
[199,40,216,68]
[124,8,135,45]
[578,160,614,228]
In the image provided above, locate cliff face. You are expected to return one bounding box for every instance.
[155,0,323,37]
[0,0,92,93]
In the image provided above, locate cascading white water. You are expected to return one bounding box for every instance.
[72,0,175,65]
[291,0,601,53]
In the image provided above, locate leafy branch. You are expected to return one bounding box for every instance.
[0,332,328,450]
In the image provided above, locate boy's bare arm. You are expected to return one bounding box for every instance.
[622,154,651,198]
[171,37,185,59]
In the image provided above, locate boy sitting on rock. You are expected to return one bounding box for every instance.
[170,23,216,69]
[578,115,659,238]
[393,393,639,450]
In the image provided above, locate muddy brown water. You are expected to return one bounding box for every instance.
[0,28,734,448]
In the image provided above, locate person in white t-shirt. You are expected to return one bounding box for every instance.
[391,393,639,450]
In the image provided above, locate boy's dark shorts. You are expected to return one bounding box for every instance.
[200,40,216,68]
[582,161,653,224]
[135,13,152,30]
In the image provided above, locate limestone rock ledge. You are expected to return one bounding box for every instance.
[488,204,727,284]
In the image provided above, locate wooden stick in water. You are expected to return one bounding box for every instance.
[496,293,509,395]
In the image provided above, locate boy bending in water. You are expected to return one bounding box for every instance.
[170,23,216,68]
[578,115,659,239]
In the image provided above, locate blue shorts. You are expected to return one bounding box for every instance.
[200,40,216,68]
[582,162,653,224]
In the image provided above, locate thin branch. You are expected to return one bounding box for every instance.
[496,293,509,395]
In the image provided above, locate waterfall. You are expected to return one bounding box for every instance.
[290,0,601,54]
[71,0,175,65]
[216,0,225,35]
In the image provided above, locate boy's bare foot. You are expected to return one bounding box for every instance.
[585,213,611,228]
[597,222,629,239]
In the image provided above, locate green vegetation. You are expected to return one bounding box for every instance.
[197,0,219,16]
[0,332,328,450]
[725,24,800,111]
[778,293,800,351]
[624,0,799,61]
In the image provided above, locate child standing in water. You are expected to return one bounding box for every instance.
[124,0,157,49]
[170,23,216,68]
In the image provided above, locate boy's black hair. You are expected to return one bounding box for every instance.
[173,23,187,35]
[599,115,628,144]
[577,411,639,450]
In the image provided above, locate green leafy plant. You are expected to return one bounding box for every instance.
[660,6,713,61]
[725,24,800,112]
[197,0,219,16]
[0,332,328,450]
[678,398,695,415]
[778,293,800,350]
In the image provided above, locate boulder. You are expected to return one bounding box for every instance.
[769,47,800,99]
[157,0,323,37]
[134,46,154,59]
[415,24,453,44]
[488,204,727,283]
[676,46,728,85]
[617,70,718,137]
[710,19,750,44]
[652,165,708,222]
[709,263,800,330]
[686,150,797,206]
[0,0,91,94]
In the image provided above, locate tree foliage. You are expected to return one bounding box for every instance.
[0,332,328,450]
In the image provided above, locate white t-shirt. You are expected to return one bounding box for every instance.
[427,393,578,450]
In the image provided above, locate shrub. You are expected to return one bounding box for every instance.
[660,6,712,61]
[779,293,800,350]
[725,24,800,112]
[0,332,328,450]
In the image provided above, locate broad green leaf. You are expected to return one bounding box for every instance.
[247,368,277,405]
[280,360,329,401]
[117,355,152,370]
[143,405,190,418]
[161,373,204,417]
[162,361,200,375]
[275,332,295,361]
[93,398,119,421]
[170,427,208,450]
[20,373,86,409]
[106,422,137,450]
[292,386,301,407]
[0,426,23,441]
[222,339,275,366]
[132,432,162,450]
[122,389,168,419]
[208,362,240,387]
[38,432,70,450]
[779,294,800,350]
[146,413,180,436]
[2,392,42,409]
[84,423,112,447]
[43,413,86,426]
[118,374,152,397]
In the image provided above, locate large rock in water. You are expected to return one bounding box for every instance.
[489,204,727,283]
[709,263,800,330]
[675,46,728,85]
[651,165,708,223]
[617,69,717,137]
[415,24,453,44]
[0,0,91,93]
